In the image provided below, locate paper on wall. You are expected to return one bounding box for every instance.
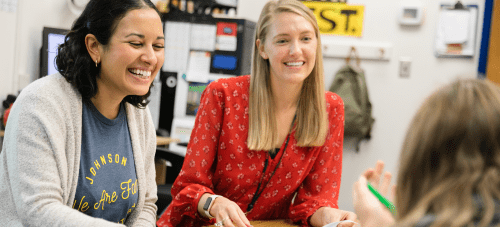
[185,51,211,83]
[163,21,191,72]
[440,10,470,44]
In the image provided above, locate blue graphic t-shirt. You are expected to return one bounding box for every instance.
[73,101,138,224]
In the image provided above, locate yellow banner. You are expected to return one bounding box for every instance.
[302,2,365,37]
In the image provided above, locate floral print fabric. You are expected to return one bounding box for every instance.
[157,75,345,227]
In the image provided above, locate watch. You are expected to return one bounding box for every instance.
[203,195,221,218]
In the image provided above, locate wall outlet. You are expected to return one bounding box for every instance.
[399,57,411,78]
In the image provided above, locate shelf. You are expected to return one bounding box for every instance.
[214,0,237,7]
[322,39,392,61]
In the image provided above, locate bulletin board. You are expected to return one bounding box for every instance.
[434,4,478,58]
[301,1,365,37]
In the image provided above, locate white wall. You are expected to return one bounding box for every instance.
[0,0,78,107]
[17,0,78,85]
[239,0,484,212]
[332,0,483,213]
[0,8,17,103]
[0,0,485,213]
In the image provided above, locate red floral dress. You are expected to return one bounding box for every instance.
[157,75,345,227]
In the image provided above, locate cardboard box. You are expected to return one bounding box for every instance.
[155,158,167,185]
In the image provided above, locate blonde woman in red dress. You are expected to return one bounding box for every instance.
[157,0,356,226]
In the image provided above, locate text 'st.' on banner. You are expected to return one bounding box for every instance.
[301,1,365,37]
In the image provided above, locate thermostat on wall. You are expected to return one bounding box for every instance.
[399,2,424,26]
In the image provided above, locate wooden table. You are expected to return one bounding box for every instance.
[156,136,180,146]
[206,220,297,227]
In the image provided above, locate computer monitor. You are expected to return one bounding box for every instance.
[168,74,230,157]
[40,27,69,78]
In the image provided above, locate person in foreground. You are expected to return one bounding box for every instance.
[353,79,500,227]
[157,0,356,226]
[0,0,164,226]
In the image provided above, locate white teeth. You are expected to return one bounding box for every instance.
[131,69,151,78]
[285,62,304,66]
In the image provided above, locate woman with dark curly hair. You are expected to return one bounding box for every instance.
[0,0,164,226]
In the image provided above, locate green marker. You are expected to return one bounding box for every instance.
[367,182,397,216]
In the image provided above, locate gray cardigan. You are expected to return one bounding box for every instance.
[0,74,158,226]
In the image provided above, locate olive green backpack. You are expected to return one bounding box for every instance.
[329,65,374,151]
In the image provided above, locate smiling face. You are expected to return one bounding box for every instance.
[258,12,317,86]
[97,8,164,100]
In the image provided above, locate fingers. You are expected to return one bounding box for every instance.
[352,175,369,203]
[370,160,385,188]
[338,222,356,227]
[337,211,357,227]
[215,215,231,227]
[357,175,367,185]
[389,184,397,202]
[229,208,251,227]
[238,209,252,226]
[362,168,374,179]
[355,175,370,194]
[353,176,370,216]
[362,160,385,189]
[345,211,357,221]
[353,174,389,215]
[212,197,251,227]
[378,171,392,196]
[374,160,384,173]
[215,213,236,227]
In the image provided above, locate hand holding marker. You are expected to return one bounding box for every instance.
[367,182,397,215]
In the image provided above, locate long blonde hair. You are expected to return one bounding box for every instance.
[396,79,500,226]
[247,0,328,151]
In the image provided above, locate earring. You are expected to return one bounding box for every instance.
[95,60,98,67]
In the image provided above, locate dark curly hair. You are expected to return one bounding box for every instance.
[55,0,161,108]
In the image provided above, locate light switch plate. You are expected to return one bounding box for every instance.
[399,57,411,78]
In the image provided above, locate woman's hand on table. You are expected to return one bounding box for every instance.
[352,160,395,227]
[210,196,252,227]
[309,207,357,227]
